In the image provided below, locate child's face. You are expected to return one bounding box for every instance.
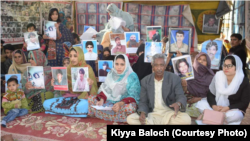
[67,18,71,22]
[28,26,35,32]
[7,81,19,92]
[63,59,70,67]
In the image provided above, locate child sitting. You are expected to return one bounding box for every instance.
[1,78,29,128]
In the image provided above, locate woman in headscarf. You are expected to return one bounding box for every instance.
[21,50,58,113]
[8,49,31,77]
[44,8,74,66]
[132,43,152,81]
[43,47,98,117]
[102,47,115,60]
[59,11,67,26]
[181,53,214,118]
[88,54,141,122]
[196,55,250,125]
[92,3,134,47]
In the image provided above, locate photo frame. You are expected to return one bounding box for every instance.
[202,14,220,34]
[27,66,45,89]
[44,21,57,40]
[144,42,162,63]
[168,27,192,54]
[5,74,22,92]
[51,67,68,91]
[125,32,140,53]
[110,33,126,55]
[24,31,40,51]
[82,40,98,60]
[98,60,113,82]
[71,67,89,92]
[171,55,194,80]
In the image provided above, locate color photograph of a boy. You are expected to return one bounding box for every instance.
[71,67,89,92]
[201,40,222,69]
[5,74,22,91]
[1,77,29,128]
[52,69,67,86]
[170,29,190,53]
[28,66,45,89]
[146,27,162,42]
[125,32,140,48]
[98,61,112,77]
[82,40,98,60]
[173,57,193,79]
[25,32,40,50]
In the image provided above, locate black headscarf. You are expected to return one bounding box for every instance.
[136,43,145,56]
[103,47,115,60]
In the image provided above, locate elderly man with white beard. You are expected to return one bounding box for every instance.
[126,34,140,47]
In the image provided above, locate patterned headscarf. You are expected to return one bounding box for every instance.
[63,41,72,57]
[65,47,98,99]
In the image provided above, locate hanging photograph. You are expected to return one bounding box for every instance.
[144,42,162,63]
[27,66,45,89]
[169,28,191,54]
[52,67,68,91]
[71,67,89,92]
[202,14,220,34]
[98,60,113,82]
[110,33,126,55]
[125,32,140,53]
[172,55,194,80]
[24,31,40,51]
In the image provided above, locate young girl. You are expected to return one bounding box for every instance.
[62,57,70,67]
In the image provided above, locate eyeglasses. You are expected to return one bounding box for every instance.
[223,64,234,69]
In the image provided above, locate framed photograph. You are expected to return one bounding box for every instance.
[71,67,89,92]
[98,60,113,82]
[146,26,162,42]
[84,25,95,33]
[202,14,220,34]
[44,21,56,40]
[99,3,107,13]
[125,32,140,53]
[82,40,98,60]
[78,14,85,24]
[88,15,96,25]
[110,33,126,55]
[51,67,68,91]
[88,3,97,13]
[27,66,45,89]
[201,40,223,70]
[169,28,192,54]
[172,55,194,80]
[144,42,162,63]
[5,74,22,92]
[99,15,107,25]
[24,31,40,51]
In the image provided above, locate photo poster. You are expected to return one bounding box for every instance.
[124,3,195,47]
[27,66,45,89]
[71,67,89,92]
[110,33,126,55]
[146,26,162,42]
[171,55,194,80]
[201,40,223,70]
[1,1,41,44]
[169,28,191,54]
[98,60,113,82]
[5,74,22,92]
[40,1,74,34]
[202,14,220,34]
[44,21,57,40]
[144,42,162,63]
[51,67,68,91]
[75,2,123,35]
[84,25,96,33]
[24,31,40,51]
[82,40,98,61]
[125,32,140,53]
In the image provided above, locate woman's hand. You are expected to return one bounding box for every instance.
[51,78,54,87]
[87,78,94,86]
[96,98,104,106]
[112,102,124,112]
[187,97,201,104]
[43,34,49,39]
[54,23,60,29]
[219,106,230,112]
[25,82,33,89]
[212,105,222,111]
[121,26,130,32]
[176,51,183,57]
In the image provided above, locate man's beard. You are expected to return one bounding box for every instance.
[129,40,137,46]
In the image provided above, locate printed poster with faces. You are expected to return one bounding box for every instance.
[71,67,89,92]
[125,32,140,53]
[98,60,113,82]
[82,40,98,61]
[201,40,223,70]
[172,55,194,80]
[27,66,45,89]
[52,67,68,91]
[24,31,40,51]
[44,21,57,40]
[144,42,162,63]
[110,33,126,55]
[5,74,22,92]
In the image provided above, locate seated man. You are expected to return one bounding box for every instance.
[127,54,191,125]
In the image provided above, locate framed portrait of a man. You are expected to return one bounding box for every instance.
[169,28,191,54]
[201,40,223,70]
[110,33,126,55]
[146,26,162,42]
[202,14,220,34]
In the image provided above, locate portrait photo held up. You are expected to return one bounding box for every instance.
[51,67,68,91]
[110,33,126,55]
[5,74,22,92]
[44,21,57,40]
[172,55,194,80]
[201,40,223,70]
[82,40,98,61]
[125,32,140,53]
[24,31,40,51]
[202,14,220,34]
[144,42,162,63]
[169,28,192,54]
[98,60,113,82]
[71,67,89,92]
[146,26,162,42]
[27,66,45,89]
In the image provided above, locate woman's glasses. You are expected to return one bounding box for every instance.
[223,64,234,69]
